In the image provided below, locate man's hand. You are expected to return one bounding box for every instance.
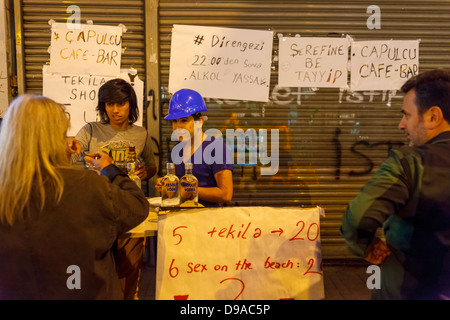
[66,137,81,158]
[135,164,148,181]
[155,177,163,192]
[365,237,391,264]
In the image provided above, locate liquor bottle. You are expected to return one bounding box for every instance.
[161,162,180,207]
[180,163,198,206]
[127,162,141,189]
[126,145,141,188]
[126,145,137,174]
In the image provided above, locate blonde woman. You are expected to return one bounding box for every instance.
[0,94,148,299]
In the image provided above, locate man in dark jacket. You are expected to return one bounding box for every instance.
[341,69,450,299]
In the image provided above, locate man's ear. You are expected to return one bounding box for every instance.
[424,106,444,129]
[194,117,204,129]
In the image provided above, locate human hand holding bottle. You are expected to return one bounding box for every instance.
[84,152,113,171]
[155,177,163,192]
[135,162,147,181]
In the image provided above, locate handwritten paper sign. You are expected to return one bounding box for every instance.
[0,4,9,117]
[42,65,143,136]
[278,37,350,88]
[156,206,324,300]
[351,40,419,91]
[49,22,123,76]
[0,67,6,117]
[168,24,273,102]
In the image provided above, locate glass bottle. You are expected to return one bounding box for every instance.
[126,145,137,174]
[127,162,141,189]
[180,163,198,206]
[161,162,180,207]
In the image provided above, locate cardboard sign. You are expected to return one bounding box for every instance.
[42,65,143,136]
[168,24,273,102]
[278,37,350,88]
[156,206,325,300]
[351,40,419,91]
[49,22,123,76]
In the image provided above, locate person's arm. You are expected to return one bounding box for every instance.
[70,124,91,164]
[198,169,233,204]
[340,149,412,261]
[136,131,157,181]
[86,151,149,234]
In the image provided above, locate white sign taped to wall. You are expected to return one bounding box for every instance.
[42,65,143,136]
[49,22,123,76]
[278,37,350,88]
[168,24,273,102]
[0,3,9,117]
[350,40,419,91]
[156,206,325,300]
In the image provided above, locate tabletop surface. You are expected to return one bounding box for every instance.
[125,211,159,238]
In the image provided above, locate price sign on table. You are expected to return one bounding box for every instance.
[156,206,324,300]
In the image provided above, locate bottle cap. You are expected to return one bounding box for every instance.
[185,163,193,170]
[167,162,175,169]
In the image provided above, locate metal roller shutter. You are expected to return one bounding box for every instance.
[157,0,450,258]
[15,0,146,94]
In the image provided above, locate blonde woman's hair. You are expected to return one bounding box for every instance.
[0,94,71,225]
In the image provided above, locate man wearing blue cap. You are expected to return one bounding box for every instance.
[157,88,233,207]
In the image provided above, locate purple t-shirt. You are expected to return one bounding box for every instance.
[170,137,233,207]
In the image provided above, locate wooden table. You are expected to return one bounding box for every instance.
[123,197,205,238]
[124,210,158,238]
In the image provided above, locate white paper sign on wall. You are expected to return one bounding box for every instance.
[0,3,9,117]
[278,37,350,88]
[42,65,143,136]
[350,40,419,91]
[49,22,123,76]
[168,24,274,102]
